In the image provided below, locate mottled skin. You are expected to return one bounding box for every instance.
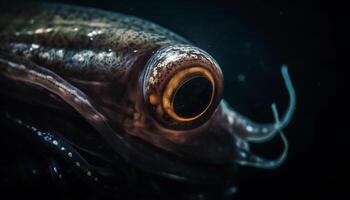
[0,3,296,198]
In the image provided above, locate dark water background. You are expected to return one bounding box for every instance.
[0,0,343,199]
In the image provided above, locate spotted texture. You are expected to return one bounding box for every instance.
[4,112,101,184]
[0,3,188,81]
[143,44,222,97]
[0,3,296,195]
[8,42,122,77]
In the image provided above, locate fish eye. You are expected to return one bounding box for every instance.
[162,67,215,122]
[143,45,223,128]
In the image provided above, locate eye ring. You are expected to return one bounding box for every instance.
[162,67,215,122]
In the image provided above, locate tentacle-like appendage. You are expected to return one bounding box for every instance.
[223,65,296,143]
[0,52,108,128]
[0,52,129,165]
[4,112,102,183]
[235,103,289,169]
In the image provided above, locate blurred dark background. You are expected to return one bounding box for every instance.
[0,0,343,199]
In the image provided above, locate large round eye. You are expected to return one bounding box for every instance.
[162,67,215,122]
[172,76,212,118]
[143,45,223,128]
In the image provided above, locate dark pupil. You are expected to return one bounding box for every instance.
[172,76,212,118]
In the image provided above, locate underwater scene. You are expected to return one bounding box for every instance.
[0,0,342,199]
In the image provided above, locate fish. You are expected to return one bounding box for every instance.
[0,2,296,197]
